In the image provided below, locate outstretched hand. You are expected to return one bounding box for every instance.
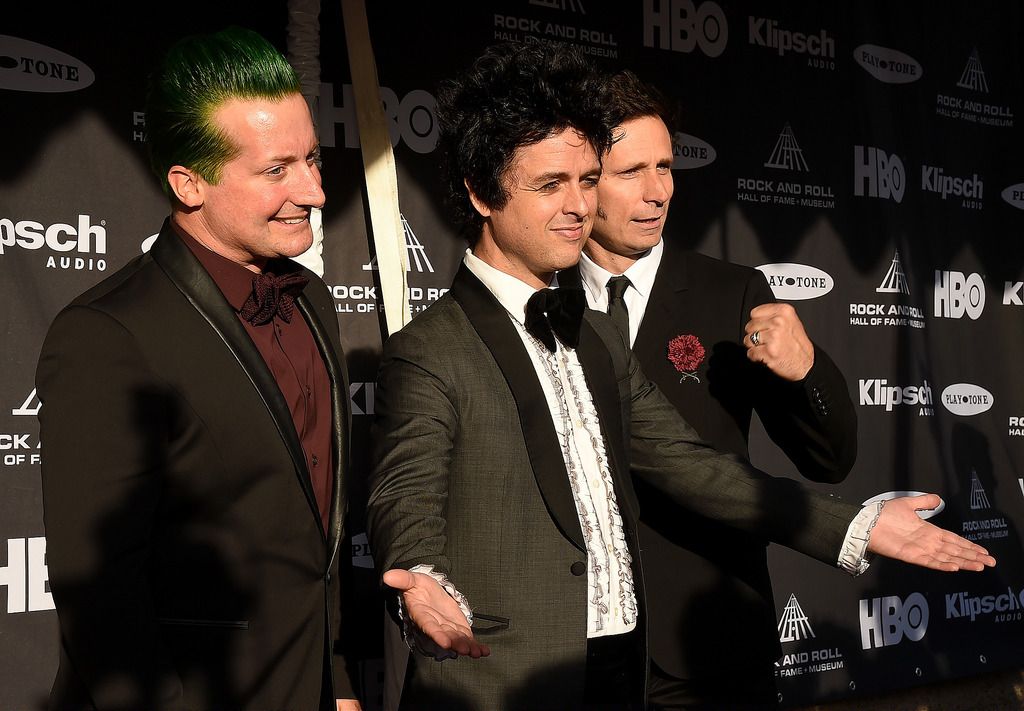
[383,568,491,659]
[868,494,997,571]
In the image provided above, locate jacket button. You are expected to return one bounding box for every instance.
[570,561,586,576]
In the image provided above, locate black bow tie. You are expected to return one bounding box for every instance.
[239,270,309,325]
[525,287,586,352]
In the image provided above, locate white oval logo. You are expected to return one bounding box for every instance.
[350,531,374,569]
[1001,183,1024,210]
[854,44,922,84]
[756,263,834,300]
[0,35,95,93]
[673,132,717,170]
[862,491,944,520]
[941,383,994,416]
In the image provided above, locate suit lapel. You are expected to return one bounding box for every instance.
[634,243,692,366]
[297,294,349,564]
[150,222,324,540]
[450,265,585,551]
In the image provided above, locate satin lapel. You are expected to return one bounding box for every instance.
[450,265,585,551]
[150,223,323,539]
[575,319,636,522]
[297,293,349,566]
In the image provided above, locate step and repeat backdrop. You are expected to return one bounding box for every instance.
[2,1,1023,709]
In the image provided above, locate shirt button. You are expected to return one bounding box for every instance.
[570,561,586,576]
[312,455,319,466]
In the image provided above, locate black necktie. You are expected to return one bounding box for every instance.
[239,270,309,325]
[525,287,587,352]
[606,275,631,340]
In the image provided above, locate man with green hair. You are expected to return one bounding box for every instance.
[36,26,361,711]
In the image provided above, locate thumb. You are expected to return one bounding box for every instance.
[383,568,415,591]
[906,493,943,512]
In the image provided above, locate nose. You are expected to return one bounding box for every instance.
[644,171,672,205]
[564,181,593,218]
[296,162,326,209]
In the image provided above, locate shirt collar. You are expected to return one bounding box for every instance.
[579,237,664,302]
[463,248,561,327]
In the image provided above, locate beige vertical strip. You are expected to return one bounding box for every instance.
[341,0,410,335]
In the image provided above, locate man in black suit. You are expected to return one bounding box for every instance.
[573,69,857,710]
[36,27,361,711]
[365,42,992,711]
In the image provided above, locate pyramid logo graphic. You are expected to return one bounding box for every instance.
[530,0,587,12]
[876,249,911,295]
[956,49,989,93]
[362,214,435,273]
[12,388,41,416]
[764,123,809,172]
[969,469,991,510]
[778,593,816,643]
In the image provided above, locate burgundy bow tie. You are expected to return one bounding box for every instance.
[525,287,587,352]
[239,270,309,325]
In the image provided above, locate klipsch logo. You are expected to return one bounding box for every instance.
[643,0,728,57]
[854,44,922,84]
[859,379,934,416]
[757,263,833,300]
[854,146,905,203]
[749,16,835,70]
[0,35,95,92]
[0,214,108,272]
[936,48,1014,128]
[859,593,928,649]
[946,587,1024,624]
[921,165,983,209]
[672,132,717,169]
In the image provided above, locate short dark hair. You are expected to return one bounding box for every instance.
[436,41,613,243]
[145,26,301,198]
[601,69,679,136]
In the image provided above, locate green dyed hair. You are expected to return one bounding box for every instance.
[145,26,302,198]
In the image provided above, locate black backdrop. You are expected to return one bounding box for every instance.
[3,2,1024,709]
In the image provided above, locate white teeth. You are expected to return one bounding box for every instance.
[279,218,306,224]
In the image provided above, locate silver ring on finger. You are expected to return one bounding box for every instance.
[751,330,761,347]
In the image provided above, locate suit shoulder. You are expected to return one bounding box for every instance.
[382,294,466,352]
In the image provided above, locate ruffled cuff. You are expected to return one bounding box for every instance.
[837,500,884,576]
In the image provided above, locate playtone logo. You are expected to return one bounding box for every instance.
[0,35,95,93]
[859,592,928,649]
[757,263,833,300]
[672,132,717,170]
[854,44,922,84]
[1002,183,1024,210]
[941,383,993,416]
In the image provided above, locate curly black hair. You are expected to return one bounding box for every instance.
[436,41,614,244]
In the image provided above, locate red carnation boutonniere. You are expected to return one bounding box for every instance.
[667,334,706,383]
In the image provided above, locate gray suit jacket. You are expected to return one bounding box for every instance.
[366,264,859,711]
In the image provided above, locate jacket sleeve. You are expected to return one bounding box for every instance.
[591,312,862,566]
[744,270,858,483]
[36,305,184,710]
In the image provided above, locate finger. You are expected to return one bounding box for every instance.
[382,568,415,591]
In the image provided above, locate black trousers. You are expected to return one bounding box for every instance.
[646,660,779,711]
[583,629,645,711]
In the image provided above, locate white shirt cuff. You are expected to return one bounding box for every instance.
[397,564,473,660]
[837,501,884,576]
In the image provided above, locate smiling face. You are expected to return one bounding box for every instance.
[586,115,675,273]
[469,128,601,289]
[170,93,325,271]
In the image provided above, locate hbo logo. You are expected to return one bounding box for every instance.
[643,0,728,57]
[854,146,905,203]
[934,270,985,320]
[859,592,929,649]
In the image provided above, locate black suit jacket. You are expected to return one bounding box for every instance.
[367,264,859,711]
[576,243,857,686]
[36,221,355,711]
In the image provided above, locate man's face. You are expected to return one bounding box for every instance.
[590,115,674,259]
[192,93,325,267]
[472,128,601,288]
